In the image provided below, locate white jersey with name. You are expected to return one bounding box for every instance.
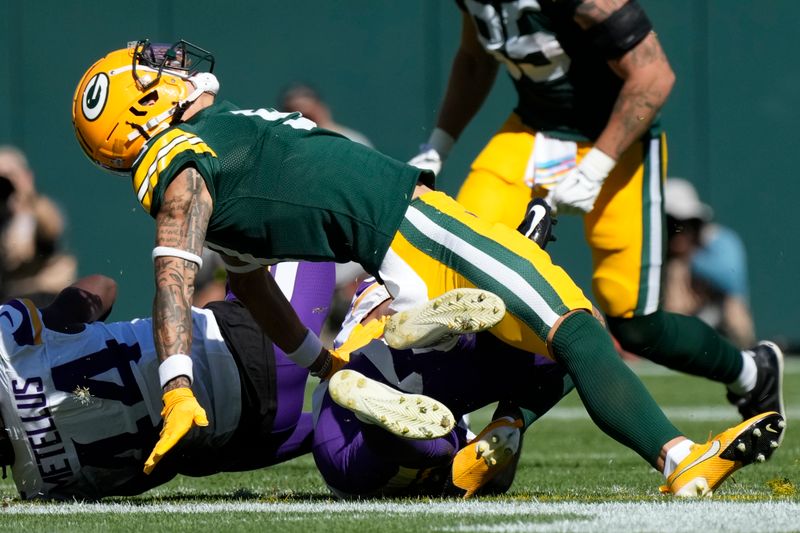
[0,299,241,499]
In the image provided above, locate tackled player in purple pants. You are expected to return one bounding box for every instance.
[311,198,568,498]
[312,277,573,498]
[0,261,334,499]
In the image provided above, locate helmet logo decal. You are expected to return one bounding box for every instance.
[81,73,109,122]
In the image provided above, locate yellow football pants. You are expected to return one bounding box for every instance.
[457,113,667,319]
[378,191,593,356]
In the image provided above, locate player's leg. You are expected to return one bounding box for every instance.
[227,261,335,337]
[383,193,677,461]
[265,414,314,465]
[550,309,783,496]
[384,196,561,496]
[410,118,543,447]
[585,134,784,423]
[209,315,317,471]
[270,261,337,337]
[398,332,573,498]
[313,397,463,498]
[383,190,784,495]
[264,262,337,459]
[209,262,336,470]
[316,336,568,498]
[383,199,556,351]
[312,352,465,498]
[327,368,455,440]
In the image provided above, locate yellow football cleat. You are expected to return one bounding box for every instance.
[383,288,506,350]
[328,369,455,440]
[450,417,523,498]
[661,411,785,497]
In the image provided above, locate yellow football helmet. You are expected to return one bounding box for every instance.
[72,40,217,174]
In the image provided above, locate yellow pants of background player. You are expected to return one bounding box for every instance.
[378,191,593,357]
[457,113,667,319]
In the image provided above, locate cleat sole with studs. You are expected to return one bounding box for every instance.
[719,411,784,464]
[450,418,522,498]
[328,369,455,440]
[384,289,506,350]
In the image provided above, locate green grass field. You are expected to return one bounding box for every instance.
[1,359,798,532]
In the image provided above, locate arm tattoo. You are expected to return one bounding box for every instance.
[153,167,213,367]
[625,32,666,69]
[604,34,671,156]
[609,87,661,154]
[574,0,626,25]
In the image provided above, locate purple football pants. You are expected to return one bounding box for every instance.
[227,261,335,464]
[313,333,571,496]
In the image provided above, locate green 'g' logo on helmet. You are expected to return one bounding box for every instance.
[82,73,109,122]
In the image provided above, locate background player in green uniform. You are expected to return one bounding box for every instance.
[409,0,784,450]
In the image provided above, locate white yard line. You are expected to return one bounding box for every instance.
[540,405,800,421]
[3,500,799,533]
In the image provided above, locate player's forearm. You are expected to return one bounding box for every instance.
[153,257,195,364]
[595,33,674,159]
[230,270,331,376]
[227,267,309,352]
[435,13,499,140]
[153,260,196,392]
[436,50,498,140]
[151,166,212,389]
[40,275,118,329]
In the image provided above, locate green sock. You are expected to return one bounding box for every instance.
[519,407,537,429]
[608,310,743,384]
[552,312,682,466]
[492,371,575,430]
[492,405,543,430]
[492,404,538,429]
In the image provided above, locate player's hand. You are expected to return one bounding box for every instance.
[310,348,349,381]
[546,166,604,215]
[408,148,443,177]
[546,148,615,216]
[516,197,556,249]
[143,387,209,474]
[326,347,350,379]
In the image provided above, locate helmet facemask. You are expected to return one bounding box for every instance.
[130,40,215,92]
[126,40,218,139]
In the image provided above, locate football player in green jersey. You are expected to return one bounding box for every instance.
[71,39,782,497]
[409,0,785,477]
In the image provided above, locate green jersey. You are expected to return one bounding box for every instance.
[131,101,421,276]
[457,0,659,141]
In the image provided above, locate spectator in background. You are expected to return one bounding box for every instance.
[664,178,755,348]
[0,146,76,305]
[278,82,374,148]
[279,81,376,341]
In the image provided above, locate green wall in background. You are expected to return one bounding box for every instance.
[0,1,797,344]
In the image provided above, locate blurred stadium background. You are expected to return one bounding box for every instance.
[0,0,797,346]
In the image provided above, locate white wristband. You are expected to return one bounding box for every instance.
[578,148,617,182]
[152,246,203,268]
[158,354,194,388]
[427,127,456,160]
[286,329,323,368]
